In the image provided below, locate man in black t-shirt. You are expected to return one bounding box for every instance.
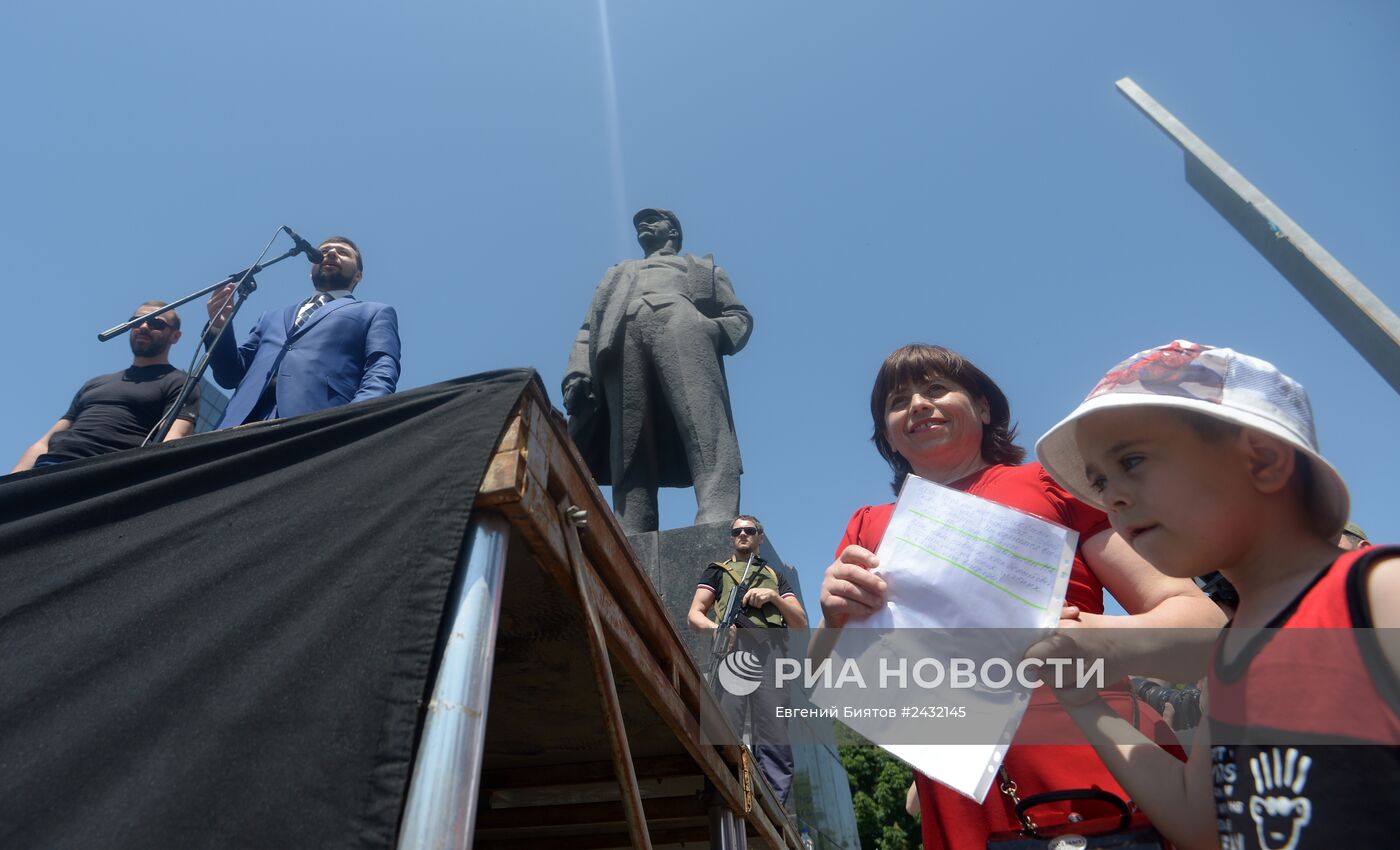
[687,515,806,805]
[11,300,200,471]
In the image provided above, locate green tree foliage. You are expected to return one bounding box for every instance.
[838,734,921,850]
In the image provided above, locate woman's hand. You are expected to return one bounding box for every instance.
[818,545,886,628]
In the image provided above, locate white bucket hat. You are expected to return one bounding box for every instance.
[1036,340,1350,539]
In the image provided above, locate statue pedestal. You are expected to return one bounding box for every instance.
[629,524,858,844]
[627,521,804,670]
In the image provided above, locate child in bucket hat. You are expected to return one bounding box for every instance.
[1033,340,1400,850]
[1037,340,1350,542]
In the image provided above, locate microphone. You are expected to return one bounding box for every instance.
[283,226,324,264]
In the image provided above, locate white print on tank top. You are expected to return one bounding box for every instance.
[1246,747,1313,850]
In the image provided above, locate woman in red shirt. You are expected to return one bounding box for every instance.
[819,344,1223,848]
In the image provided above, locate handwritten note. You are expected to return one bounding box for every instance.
[873,475,1077,630]
[822,474,1079,801]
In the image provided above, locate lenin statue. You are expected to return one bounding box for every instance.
[563,208,752,534]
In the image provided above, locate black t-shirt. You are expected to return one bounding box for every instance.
[45,365,199,461]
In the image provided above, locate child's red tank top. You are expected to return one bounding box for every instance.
[1208,546,1400,849]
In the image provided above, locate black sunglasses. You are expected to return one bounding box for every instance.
[730,527,759,537]
[130,316,172,331]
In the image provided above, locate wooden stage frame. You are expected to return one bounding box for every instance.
[400,380,803,849]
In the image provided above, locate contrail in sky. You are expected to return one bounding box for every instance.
[596,0,630,257]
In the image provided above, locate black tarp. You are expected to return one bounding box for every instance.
[0,369,537,849]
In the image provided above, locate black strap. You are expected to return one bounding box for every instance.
[1013,787,1132,836]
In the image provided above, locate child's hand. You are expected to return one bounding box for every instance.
[1026,616,1109,707]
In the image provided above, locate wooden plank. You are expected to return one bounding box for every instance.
[475,447,524,506]
[474,794,704,830]
[522,399,552,493]
[480,755,701,790]
[476,828,711,850]
[479,393,658,642]
[487,388,797,849]
[511,510,784,844]
[495,414,524,452]
[494,464,568,570]
[526,401,700,682]
[487,775,704,810]
[561,498,655,850]
[572,536,791,847]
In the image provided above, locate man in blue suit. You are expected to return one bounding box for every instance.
[205,235,400,428]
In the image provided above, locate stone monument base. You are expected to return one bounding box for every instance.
[627,521,804,671]
[629,523,858,845]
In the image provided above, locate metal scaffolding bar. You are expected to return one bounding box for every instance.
[397,512,511,850]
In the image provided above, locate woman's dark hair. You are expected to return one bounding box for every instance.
[870,344,1025,493]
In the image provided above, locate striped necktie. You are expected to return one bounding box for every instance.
[292,292,331,331]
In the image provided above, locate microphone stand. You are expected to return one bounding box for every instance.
[97,246,294,345]
[96,227,308,446]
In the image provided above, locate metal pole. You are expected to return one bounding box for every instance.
[1116,76,1400,395]
[707,785,748,850]
[397,512,511,850]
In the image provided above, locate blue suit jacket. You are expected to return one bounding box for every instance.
[209,295,401,428]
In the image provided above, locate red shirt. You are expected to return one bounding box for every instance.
[1209,546,1400,849]
[837,463,1113,613]
[836,463,1168,850]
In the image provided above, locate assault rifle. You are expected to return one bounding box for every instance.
[705,554,761,686]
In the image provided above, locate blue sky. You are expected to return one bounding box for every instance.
[5,1,1397,614]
